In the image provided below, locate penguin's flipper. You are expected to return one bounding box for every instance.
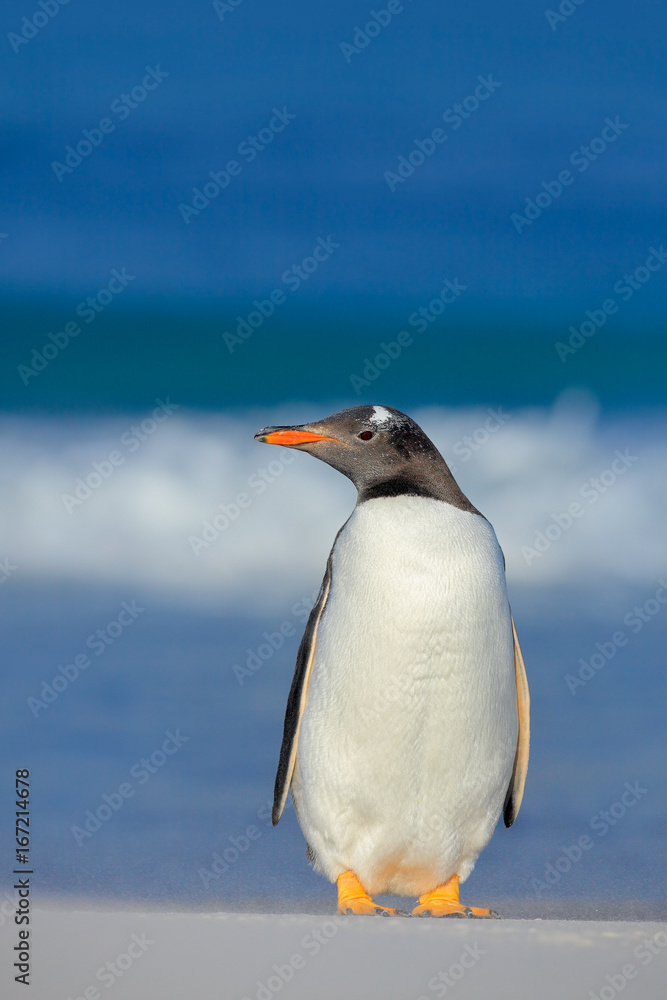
[502,618,530,828]
[271,558,332,826]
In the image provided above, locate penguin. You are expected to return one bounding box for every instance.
[254,404,529,918]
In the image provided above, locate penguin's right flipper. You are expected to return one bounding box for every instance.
[502,618,530,828]
[271,556,332,825]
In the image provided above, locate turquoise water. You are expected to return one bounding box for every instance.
[4,299,666,413]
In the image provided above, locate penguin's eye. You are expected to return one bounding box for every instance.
[358,430,374,441]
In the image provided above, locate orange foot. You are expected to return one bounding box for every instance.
[412,874,500,919]
[337,870,408,916]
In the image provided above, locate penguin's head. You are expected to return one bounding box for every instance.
[255,404,457,502]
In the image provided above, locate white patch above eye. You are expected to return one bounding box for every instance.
[368,406,393,427]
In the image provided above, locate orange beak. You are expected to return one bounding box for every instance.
[257,429,337,446]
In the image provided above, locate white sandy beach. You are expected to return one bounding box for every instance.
[3,906,666,999]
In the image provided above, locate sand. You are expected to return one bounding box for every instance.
[3,905,666,999]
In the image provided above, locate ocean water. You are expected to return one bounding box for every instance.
[0,400,665,917]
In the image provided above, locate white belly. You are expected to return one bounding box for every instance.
[292,496,517,897]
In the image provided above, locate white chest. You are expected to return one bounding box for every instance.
[316,496,512,696]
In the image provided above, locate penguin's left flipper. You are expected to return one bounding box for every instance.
[502,617,530,828]
[412,875,500,919]
[271,553,334,826]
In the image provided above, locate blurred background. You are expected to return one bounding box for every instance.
[1,0,665,917]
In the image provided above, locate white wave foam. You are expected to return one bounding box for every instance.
[0,395,664,612]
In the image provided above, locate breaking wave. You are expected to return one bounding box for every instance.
[0,392,664,612]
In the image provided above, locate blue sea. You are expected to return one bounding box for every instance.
[1,399,665,919]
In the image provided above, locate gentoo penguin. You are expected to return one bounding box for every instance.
[255,404,529,917]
